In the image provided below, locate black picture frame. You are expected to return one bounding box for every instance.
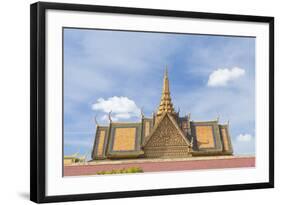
[30,1,274,203]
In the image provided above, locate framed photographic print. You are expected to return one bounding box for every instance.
[30,1,274,203]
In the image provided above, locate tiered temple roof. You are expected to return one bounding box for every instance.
[92,66,233,160]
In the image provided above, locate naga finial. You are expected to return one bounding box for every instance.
[94,115,99,126]
[190,136,194,148]
[140,107,144,118]
[108,110,112,122]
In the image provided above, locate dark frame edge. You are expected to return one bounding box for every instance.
[41,183,273,203]
[268,17,274,188]
[30,2,39,203]
[30,2,47,203]
[35,1,274,22]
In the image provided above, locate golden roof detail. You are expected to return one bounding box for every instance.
[157,67,175,116]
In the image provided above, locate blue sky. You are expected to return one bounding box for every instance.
[63,28,255,159]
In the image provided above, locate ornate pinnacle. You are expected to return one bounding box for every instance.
[165,65,168,78]
[157,66,175,116]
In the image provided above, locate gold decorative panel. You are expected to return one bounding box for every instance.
[195,126,215,149]
[145,121,151,137]
[97,130,105,156]
[221,128,230,151]
[113,128,136,151]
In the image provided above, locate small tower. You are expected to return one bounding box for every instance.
[156,66,176,122]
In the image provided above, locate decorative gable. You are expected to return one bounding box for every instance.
[145,114,189,147]
[144,113,191,158]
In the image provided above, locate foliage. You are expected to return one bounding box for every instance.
[96,167,143,175]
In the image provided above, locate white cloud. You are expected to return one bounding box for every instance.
[233,134,255,155]
[237,134,253,142]
[92,96,141,121]
[207,67,245,87]
[100,114,118,122]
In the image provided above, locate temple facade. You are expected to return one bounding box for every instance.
[92,68,233,160]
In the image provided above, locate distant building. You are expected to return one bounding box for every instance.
[92,68,233,160]
[64,153,86,165]
[64,155,79,165]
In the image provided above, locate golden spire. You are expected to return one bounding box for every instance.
[157,66,175,116]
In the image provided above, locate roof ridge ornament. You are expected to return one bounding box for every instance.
[108,110,112,122]
[140,107,144,119]
[94,115,99,126]
[216,115,220,122]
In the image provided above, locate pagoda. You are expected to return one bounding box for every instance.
[92,67,233,160]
